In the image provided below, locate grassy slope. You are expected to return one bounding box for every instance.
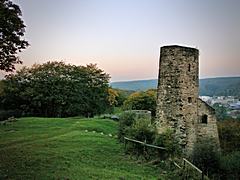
[0,117,164,179]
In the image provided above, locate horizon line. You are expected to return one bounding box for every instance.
[110,75,240,83]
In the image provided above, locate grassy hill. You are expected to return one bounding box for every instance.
[0,117,166,179]
[111,77,240,96]
[111,79,157,91]
[199,77,240,96]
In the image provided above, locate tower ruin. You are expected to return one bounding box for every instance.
[156,45,220,154]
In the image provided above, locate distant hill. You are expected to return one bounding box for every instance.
[199,77,240,96]
[111,77,240,96]
[111,79,157,91]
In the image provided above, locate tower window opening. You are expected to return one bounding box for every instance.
[201,114,208,124]
[188,97,192,103]
[188,64,191,72]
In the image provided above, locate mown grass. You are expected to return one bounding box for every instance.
[0,117,167,179]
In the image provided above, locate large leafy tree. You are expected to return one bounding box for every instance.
[0,0,29,72]
[123,89,157,116]
[1,61,110,117]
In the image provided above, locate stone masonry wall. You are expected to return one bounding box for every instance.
[197,99,220,148]
[156,45,199,152]
[156,45,220,154]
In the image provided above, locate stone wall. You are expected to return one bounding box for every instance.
[125,110,151,120]
[197,99,220,147]
[156,45,219,154]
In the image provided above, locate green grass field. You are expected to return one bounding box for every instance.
[0,117,167,179]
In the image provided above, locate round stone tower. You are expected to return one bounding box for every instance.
[156,45,199,152]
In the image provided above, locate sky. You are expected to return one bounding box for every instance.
[2,0,240,81]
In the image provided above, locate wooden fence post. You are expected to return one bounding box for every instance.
[124,137,126,152]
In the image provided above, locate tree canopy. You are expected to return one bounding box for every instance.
[0,0,29,72]
[0,61,111,117]
[123,89,157,116]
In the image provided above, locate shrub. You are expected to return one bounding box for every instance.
[126,118,155,158]
[0,109,22,121]
[118,111,136,141]
[191,138,220,176]
[218,120,240,153]
[220,151,240,179]
[128,118,155,143]
[154,129,180,159]
[123,90,157,117]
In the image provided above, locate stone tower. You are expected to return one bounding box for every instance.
[156,45,219,154]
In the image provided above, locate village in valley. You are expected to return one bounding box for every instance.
[200,96,240,119]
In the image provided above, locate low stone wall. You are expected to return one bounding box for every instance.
[125,110,152,120]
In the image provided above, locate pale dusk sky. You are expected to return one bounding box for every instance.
[2,0,240,81]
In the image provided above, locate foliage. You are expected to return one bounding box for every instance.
[107,88,133,107]
[220,151,240,180]
[0,0,29,72]
[191,139,220,176]
[0,117,165,179]
[107,88,118,106]
[217,120,240,153]
[212,103,230,120]
[154,129,180,158]
[128,118,155,143]
[0,109,21,121]
[119,111,180,160]
[126,118,156,158]
[118,111,136,141]
[123,89,157,116]
[0,61,110,117]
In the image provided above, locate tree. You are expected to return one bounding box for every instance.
[123,89,157,116]
[0,61,110,117]
[212,103,229,120]
[114,89,132,107]
[217,120,240,153]
[0,0,29,72]
[191,138,220,176]
[107,88,119,106]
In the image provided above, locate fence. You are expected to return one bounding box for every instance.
[173,158,209,180]
[123,136,167,160]
[124,136,208,180]
[124,137,166,150]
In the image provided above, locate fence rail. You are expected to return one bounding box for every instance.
[123,137,166,150]
[172,158,209,180]
[124,137,208,180]
[183,158,202,174]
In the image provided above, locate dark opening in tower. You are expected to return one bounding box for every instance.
[188,64,191,72]
[201,114,208,124]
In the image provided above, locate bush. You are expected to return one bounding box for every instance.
[154,129,180,159]
[123,90,157,117]
[220,151,240,179]
[218,120,240,153]
[128,118,155,143]
[191,139,220,176]
[118,111,136,141]
[125,118,155,158]
[0,109,22,121]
